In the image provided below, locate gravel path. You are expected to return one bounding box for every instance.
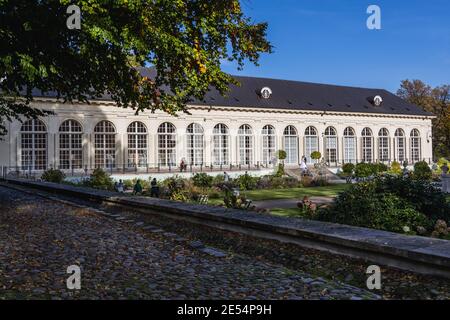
[0,185,379,300]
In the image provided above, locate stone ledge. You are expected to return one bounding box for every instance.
[4,178,450,278]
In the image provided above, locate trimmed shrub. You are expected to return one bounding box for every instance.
[390,161,402,175]
[41,169,66,183]
[310,151,321,161]
[89,168,114,190]
[413,161,432,181]
[276,150,287,160]
[275,163,285,177]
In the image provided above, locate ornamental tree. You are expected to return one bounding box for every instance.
[0,0,272,135]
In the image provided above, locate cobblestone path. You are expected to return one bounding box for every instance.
[0,185,379,300]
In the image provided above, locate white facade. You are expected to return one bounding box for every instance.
[0,98,434,174]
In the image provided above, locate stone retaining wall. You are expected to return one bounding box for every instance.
[4,178,450,279]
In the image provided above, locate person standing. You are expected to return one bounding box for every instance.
[117,179,124,193]
[133,179,143,195]
[150,178,160,198]
[223,171,230,182]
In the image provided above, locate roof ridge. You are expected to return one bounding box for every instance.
[230,73,386,92]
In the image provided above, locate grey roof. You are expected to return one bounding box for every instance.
[32,67,432,116]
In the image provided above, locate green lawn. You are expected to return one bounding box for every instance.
[207,184,349,206]
[269,208,306,218]
[240,184,350,201]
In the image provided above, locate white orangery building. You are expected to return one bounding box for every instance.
[0,70,435,176]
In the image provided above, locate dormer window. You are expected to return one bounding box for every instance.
[260,87,272,99]
[373,95,383,106]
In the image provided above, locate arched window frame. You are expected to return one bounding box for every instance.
[212,123,229,165]
[59,119,83,170]
[304,126,318,164]
[157,122,177,167]
[378,128,390,162]
[361,127,373,163]
[238,124,253,165]
[343,127,357,164]
[283,126,298,165]
[94,120,116,169]
[324,126,338,164]
[410,129,421,163]
[127,121,147,168]
[21,119,47,170]
[394,129,406,163]
[262,125,276,165]
[186,123,204,166]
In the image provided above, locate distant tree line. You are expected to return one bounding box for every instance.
[397,80,450,159]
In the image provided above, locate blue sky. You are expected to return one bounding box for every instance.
[221,0,450,93]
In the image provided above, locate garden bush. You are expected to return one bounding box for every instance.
[192,173,213,189]
[88,168,114,190]
[341,163,355,183]
[212,174,226,188]
[341,163,355,176]
[373,163,388,173]
[317,182,431,234]
[389,161,402,175]
[236,173,257,190]
[162,175,188,200]
[413,161,432,181]
[354,163,374,178]
[317,175,449,234]
[41,168,66,183]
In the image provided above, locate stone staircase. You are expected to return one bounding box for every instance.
[285,167,346,184]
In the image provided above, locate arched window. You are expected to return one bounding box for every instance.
[94,121,116,169]
[238,125,253,165]
[21,119,47,170]
[378,128,390,162]
[59,120,82,170]
[262,125,276,165]
[213,124,229,165]
[324,126,338,164]
[283,126,298,165]
[343,127,356,163]
[361,127,373,163]
[304,126,318,164]
[394,129,406,163]
[410,129,421,163]
[157,122,176,167]
[127,122,147,168]
[186,123,204,166]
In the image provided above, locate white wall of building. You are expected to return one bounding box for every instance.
[0,99,434,171]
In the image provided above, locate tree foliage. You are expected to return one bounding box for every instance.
[397,80,450,159]
[0,0,272,135]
